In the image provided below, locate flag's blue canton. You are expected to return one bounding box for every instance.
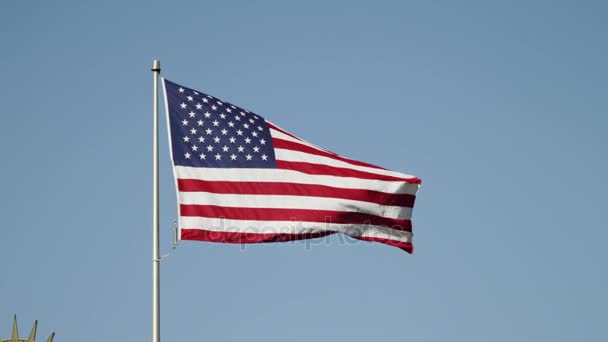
[165,80,276,168]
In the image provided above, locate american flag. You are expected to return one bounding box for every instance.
[163,78,421,253]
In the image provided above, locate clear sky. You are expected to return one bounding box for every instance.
[1,1,606,341]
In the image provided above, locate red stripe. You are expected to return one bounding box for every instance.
[181,228,413,253]
[181,228,334,243]
[273,138,386,170]
[180,205,412,231]
[178,179,416,207]
[276,161,422,184]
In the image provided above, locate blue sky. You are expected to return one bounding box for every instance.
[1,1,607,341]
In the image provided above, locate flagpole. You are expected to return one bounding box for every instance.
[151,59,161,342]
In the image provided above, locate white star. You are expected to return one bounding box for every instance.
[260,139,266,145]
[253,146,260,153]
[183,136,190,142]
[178,87,185,93]
[215,153,222,160]
[216,101,223,106]
[181,119,189,126]
[190,128,197,135]
[234,116,241,121]
[204,112,211,118]
[240,111,246,116]
[221,129,228,135]
[198,136,205,143]
[180,103,187,109]
[196,103,203,110]
[189,111,196,118]
[245,154,252,160]
[222,145,229,152]
[220,113,226,119]
[261,154,268,161]
[187,96,193,101]
[199,153,206,160]
[229,137,236,143]
[213,136,221,143]
[243,123,250,129]
[251,131,258,137]
[237,146,245,152]
[252,115,259,120]
[211,105,217,111]
[192,145,198,151]
[226,108,232,113]
[236,130,243,136]
[197,120,204,126]
[230,154,237,160]
[230,105,236,109]
[206,145,214,152]
[228,121,235,127]
[193,91,199,95]
[202,98,209,103]
[212,120,219,127]
[245,137,251,144]
[249,118,255,123]
[184,152,191,159]
[205,128,213,135]
[257,126,263,131]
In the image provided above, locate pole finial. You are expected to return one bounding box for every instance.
[152,60,161,72]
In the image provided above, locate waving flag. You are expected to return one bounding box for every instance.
[162,79,421,253]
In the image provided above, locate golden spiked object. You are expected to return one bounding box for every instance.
[1,316,54,342]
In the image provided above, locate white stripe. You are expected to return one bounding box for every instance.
[174,166,420,195]
[358,226,413,241]
[179,192,413,219]
[179,217,412,243]
[275,148,417,179]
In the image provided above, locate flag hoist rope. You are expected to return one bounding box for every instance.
[152,59,161,342]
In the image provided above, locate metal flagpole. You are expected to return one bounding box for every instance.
[151,59,161,342]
